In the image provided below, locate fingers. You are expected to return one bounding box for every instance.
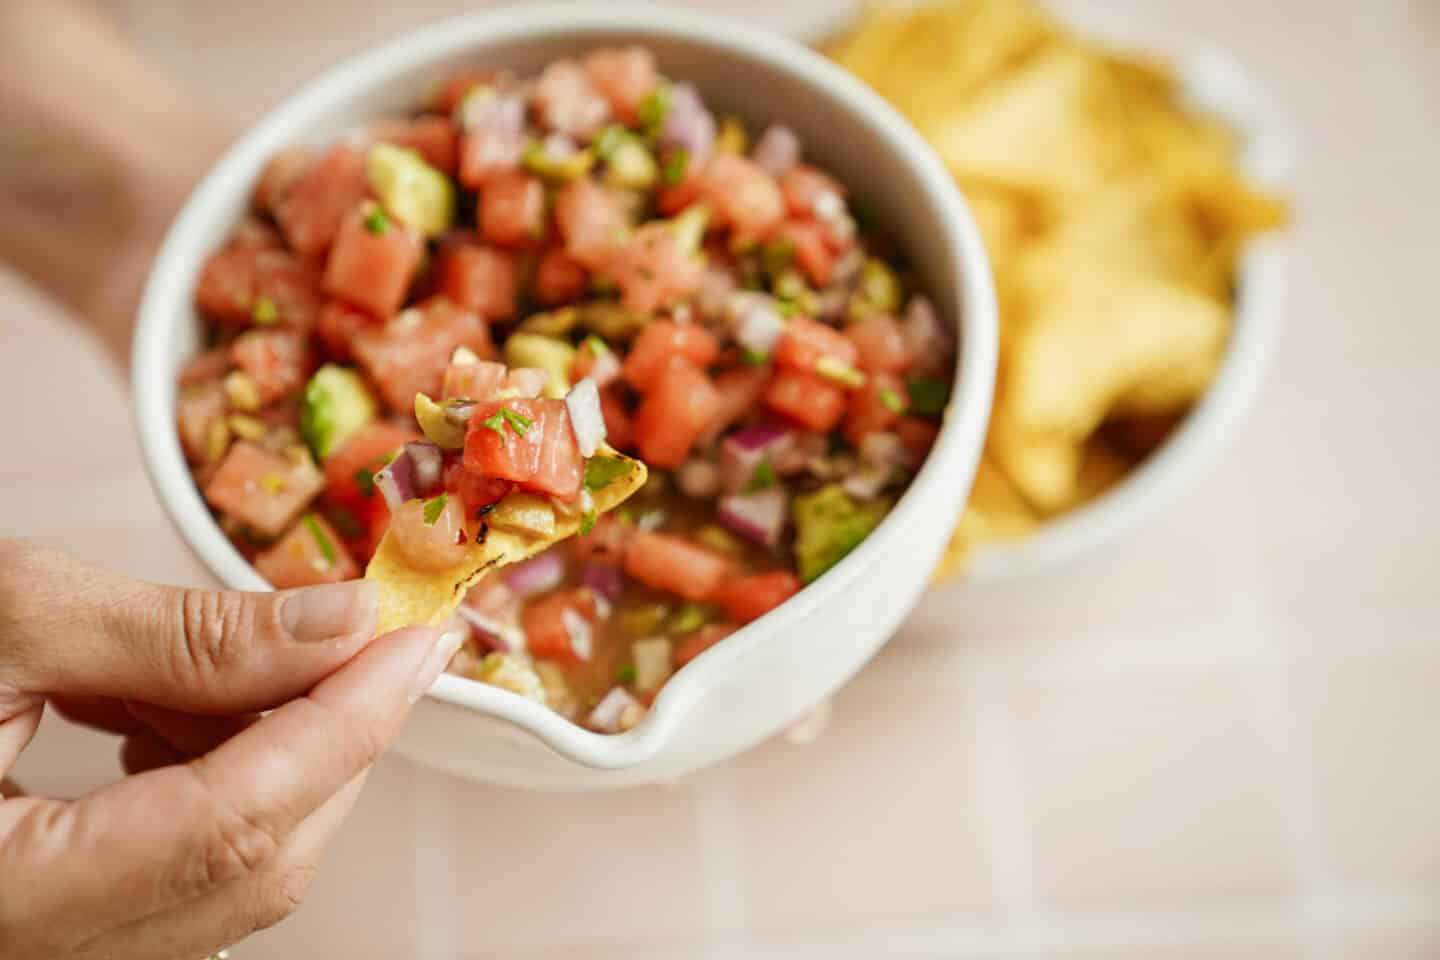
[120,728,184,776]
[48,693,142,737]
[0,694,43,779]
[125,700,256,758]
[0,625,458,945]
[0,541,379,714]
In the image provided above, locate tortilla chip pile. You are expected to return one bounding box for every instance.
[828,0,1287,578]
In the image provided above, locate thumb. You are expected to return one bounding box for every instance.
[0,540,378,714]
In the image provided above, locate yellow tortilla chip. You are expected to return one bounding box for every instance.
[367,450,647,634]
[935,455,1041,578]
[1069,440,1134,509]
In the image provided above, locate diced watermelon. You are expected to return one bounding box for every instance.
[274,144,369,257]
[442,359,507,401]
[612,222,704,314]
[765,369,846,432]
[583,46,658,125]
[444,457,513,520]
[776,220,835,288]
[533,247,589,306]
[599,387,635,451]
[252,146,312,218]
[844,371,905,446]
[435,243,518,322]
[555,177,629,271]
[179,349,231,388]
[846,313,911,373]
[229,329,314,404]
[896,416,939,462]
[701,364,770,441]
[532,58,611,139]
[674,622,737,667]
[711,571,801,624]
[322,421,419,510]
[195,247,258,326]
[204,441,325,537]
[177,380,227,464]
[704,153,784,241]
[229,216,284,251]
[315,299,378,362]
[632,357,721,468]
[323,202,422,318]
[462,397,583,500]
[656,159,707,216]
[478,172,546,248]
[779,164,846,218]
[622,532,732,601]
[254,514,359,588]
[352,297,494,411]
[523,588,600,664]
[774,316,860,372]
[432,68,502,116]
[622,321,719,391]
[458,126,527,189]
[370,115,459,175]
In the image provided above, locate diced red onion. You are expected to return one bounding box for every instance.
[565,378,606,458]
[659,83,715,159]
[903,295,954,377]
[717,488,788,547]
[734,297,784,354]
[506,551,566,597]
[676,458,721,499]
[455,605,524,654]
[561,608,593,662]
[751,124,800,177]
[720,423,794,493]
[860,431,906,469]
[843,465,891,501]
[774,431,828,476]
[504,367,549,399]
[444,401,477,428]
[586,348,622,389]
[588,686,641,734]
[373,452,415,512]
[404,441,444,496]
[459,90,525,134]
[581,562,624,602]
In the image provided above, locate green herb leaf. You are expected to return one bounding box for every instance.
[585,456,634,491]
[637,82,671,131]
[747,458,777,492]
[582,333,611,356]
[907,378,950,415]
[251,295,279,325]
[364,206,390,235]
[662,148,689,186]
[353,468,376,499]
[302,514,337,568]
[741,349,770,366]
[879,387,906,414]
[579,508,597,535]
[481,411,507,438]
[422,493,448,526]
[501,407,533,436]
[616,664,637,685]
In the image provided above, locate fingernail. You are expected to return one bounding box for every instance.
[411,629,465,702]
[281,580,378,644]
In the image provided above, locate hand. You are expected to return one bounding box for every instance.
[0,541,462,959]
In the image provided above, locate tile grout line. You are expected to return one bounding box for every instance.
[413,767,459,960]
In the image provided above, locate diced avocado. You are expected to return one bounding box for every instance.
[366,142,455,237]
[772,268,820,317]
[414,393,467,450]
[856,257,902,313]
[669,603,712,636]
[716,115,748,154]
[792,484,892,584]
[670,203,711,258]
[576,300,648,342]
[522,141,596,181]
[503,333,575,398]
[618,603,671,637]
[300,364,376,459]
[605,136,659,190]
[516,307,579,337]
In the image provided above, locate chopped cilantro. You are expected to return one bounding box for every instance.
[579,507,597,535]
[501,407,532,436]
[637,82,671,131]
[251,295,279,325]
[422,493,448,526]
[585,456,635,491]
[907,378,950,415]
[879,387,906,414]
[582,333,611,356]
[364,206,389,235]
[616,664,637,685]
[480,411,507,438]
[741,349,770,366]
[302,514,337,567]
[662,148,689,186]
[353,468,375,499]
[747,458,777,492]
[593,124,627,160]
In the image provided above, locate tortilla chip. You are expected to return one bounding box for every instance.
[988,417,1082,514]
[935,454,1041,578]
[1069,440,1134,509]
[367,450,647,634]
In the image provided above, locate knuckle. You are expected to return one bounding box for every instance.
[189,771,282,890]
[175,588,254,684]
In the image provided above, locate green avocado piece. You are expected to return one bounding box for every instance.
[366,142,455,237]
[300,364,377,459]
[503,333,575,398]
[604,136,659,190]
[792,484,892,584]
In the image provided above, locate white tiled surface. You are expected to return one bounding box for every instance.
[5,1,1440,957]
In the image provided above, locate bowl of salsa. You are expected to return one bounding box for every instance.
[133,3,997,789]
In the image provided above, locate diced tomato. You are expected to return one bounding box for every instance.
[844,371,905,446]
[612,222,704,314]
[532,58,611,139]
[352,297,493,411]
[765,369,846,432]
[478,172,545,248]
[462,397,583,500]
[177,381,227,464]
[703,364,770,441]
[623,322,719,390]
[178,349,231,388]
[197,248,322,330]
[444,458,513,520]
[252,146,312,218]
[433,68,502,116]
[323,421,419,510]
[315,299,377,362]
[254,251,324,332]
[712,571,801,624]
[196,247,259,326]
[779,164,846,218]
[370,115,458,175]
[229,329,313,404]
[775,316,860,373]
[633,358,721,468]
[777,220,835,287]
[254,514,359,588]
[435,243,518,322]
[443,359,506,401]
[846,313,911,373]
[523,588,600,664]
[623,532,732,602]
[555,177,629,272]
[274,144,369,257]
[324,202,422,318]
[656,159,707,216]
[533,247,588,306]
[896,416,939,462]
[229,216,284,251]
[599,387,635,451]
[674,622,737,667]
[583,46,658,125]
[458,127,526,189]
[204,441,325,538]
[704,153,784,242]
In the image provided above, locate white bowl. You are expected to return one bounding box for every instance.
[132,3,998,790]
[962,3,1295,581]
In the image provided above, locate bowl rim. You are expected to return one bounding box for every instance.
[959,7,1296,582]
[132,2,998,768]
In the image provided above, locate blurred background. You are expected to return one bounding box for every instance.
[4,0,1438,957]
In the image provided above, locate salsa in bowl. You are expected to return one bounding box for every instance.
[135,4,996,787]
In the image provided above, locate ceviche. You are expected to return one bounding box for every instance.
[177,46,954,732]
